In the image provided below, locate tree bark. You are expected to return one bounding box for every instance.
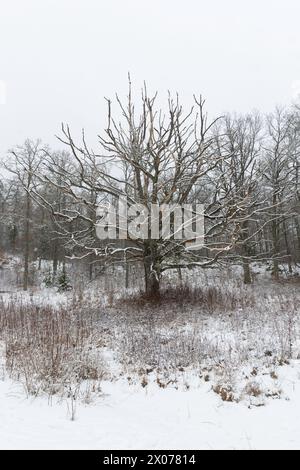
[52,242,58,282]
[242,258,252,284]
[241,220,252,284]
[272,218,280,280]
[283,220,293,273]
[144,261,160,296]
[143,242,160,296]
[23,191,31,291]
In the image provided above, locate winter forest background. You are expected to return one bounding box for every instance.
[1,92,300,292]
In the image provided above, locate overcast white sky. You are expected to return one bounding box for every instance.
[1,0,300,157]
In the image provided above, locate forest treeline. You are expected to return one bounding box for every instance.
[1,86,300,294]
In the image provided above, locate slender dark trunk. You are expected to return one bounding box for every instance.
[89,262,93,281]
[243,259,252,284]
[293,217,300,255]
[283,221,292,273]
[241,220,252,284]
[52,242,58,282]
[10,224,18,253]
[23,192,31,291]
[272,192,280,281]
[272,218,280,280]
[125,261,129,289]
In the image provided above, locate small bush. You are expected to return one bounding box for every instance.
[213,383,235,402]
[244,381,262,398]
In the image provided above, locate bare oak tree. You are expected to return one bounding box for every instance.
[32,84,267,294]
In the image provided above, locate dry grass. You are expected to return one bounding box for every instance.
[119,282,256,313]
[0,300,106,400]
[0,267,299,404]
[113,280,300,398]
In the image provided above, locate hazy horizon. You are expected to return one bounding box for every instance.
[1,0,300,157]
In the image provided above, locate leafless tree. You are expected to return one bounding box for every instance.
[261,108,295,279]
[30,83,258,295]
[4,140,44,290]
[212,112,264,283]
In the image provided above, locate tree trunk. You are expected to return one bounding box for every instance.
[241,221,252,284]
[125,261,129,289]
[23,192,31,291]
[272,193,280,281]
[143,242,160,296]
[89,262,93,281]
[52,242,58,282]
[272,218,280,280]
[243,258,252,284]
[293,217,300,265]
[144,261,160,296]
[10,224,18,253]
[283,221,293,273]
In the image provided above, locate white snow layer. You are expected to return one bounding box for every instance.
[0,366,300,450]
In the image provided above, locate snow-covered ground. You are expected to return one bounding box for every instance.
[1,261,300,450]
[1,364,300,450]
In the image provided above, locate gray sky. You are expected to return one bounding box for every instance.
[1,0,300,157]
